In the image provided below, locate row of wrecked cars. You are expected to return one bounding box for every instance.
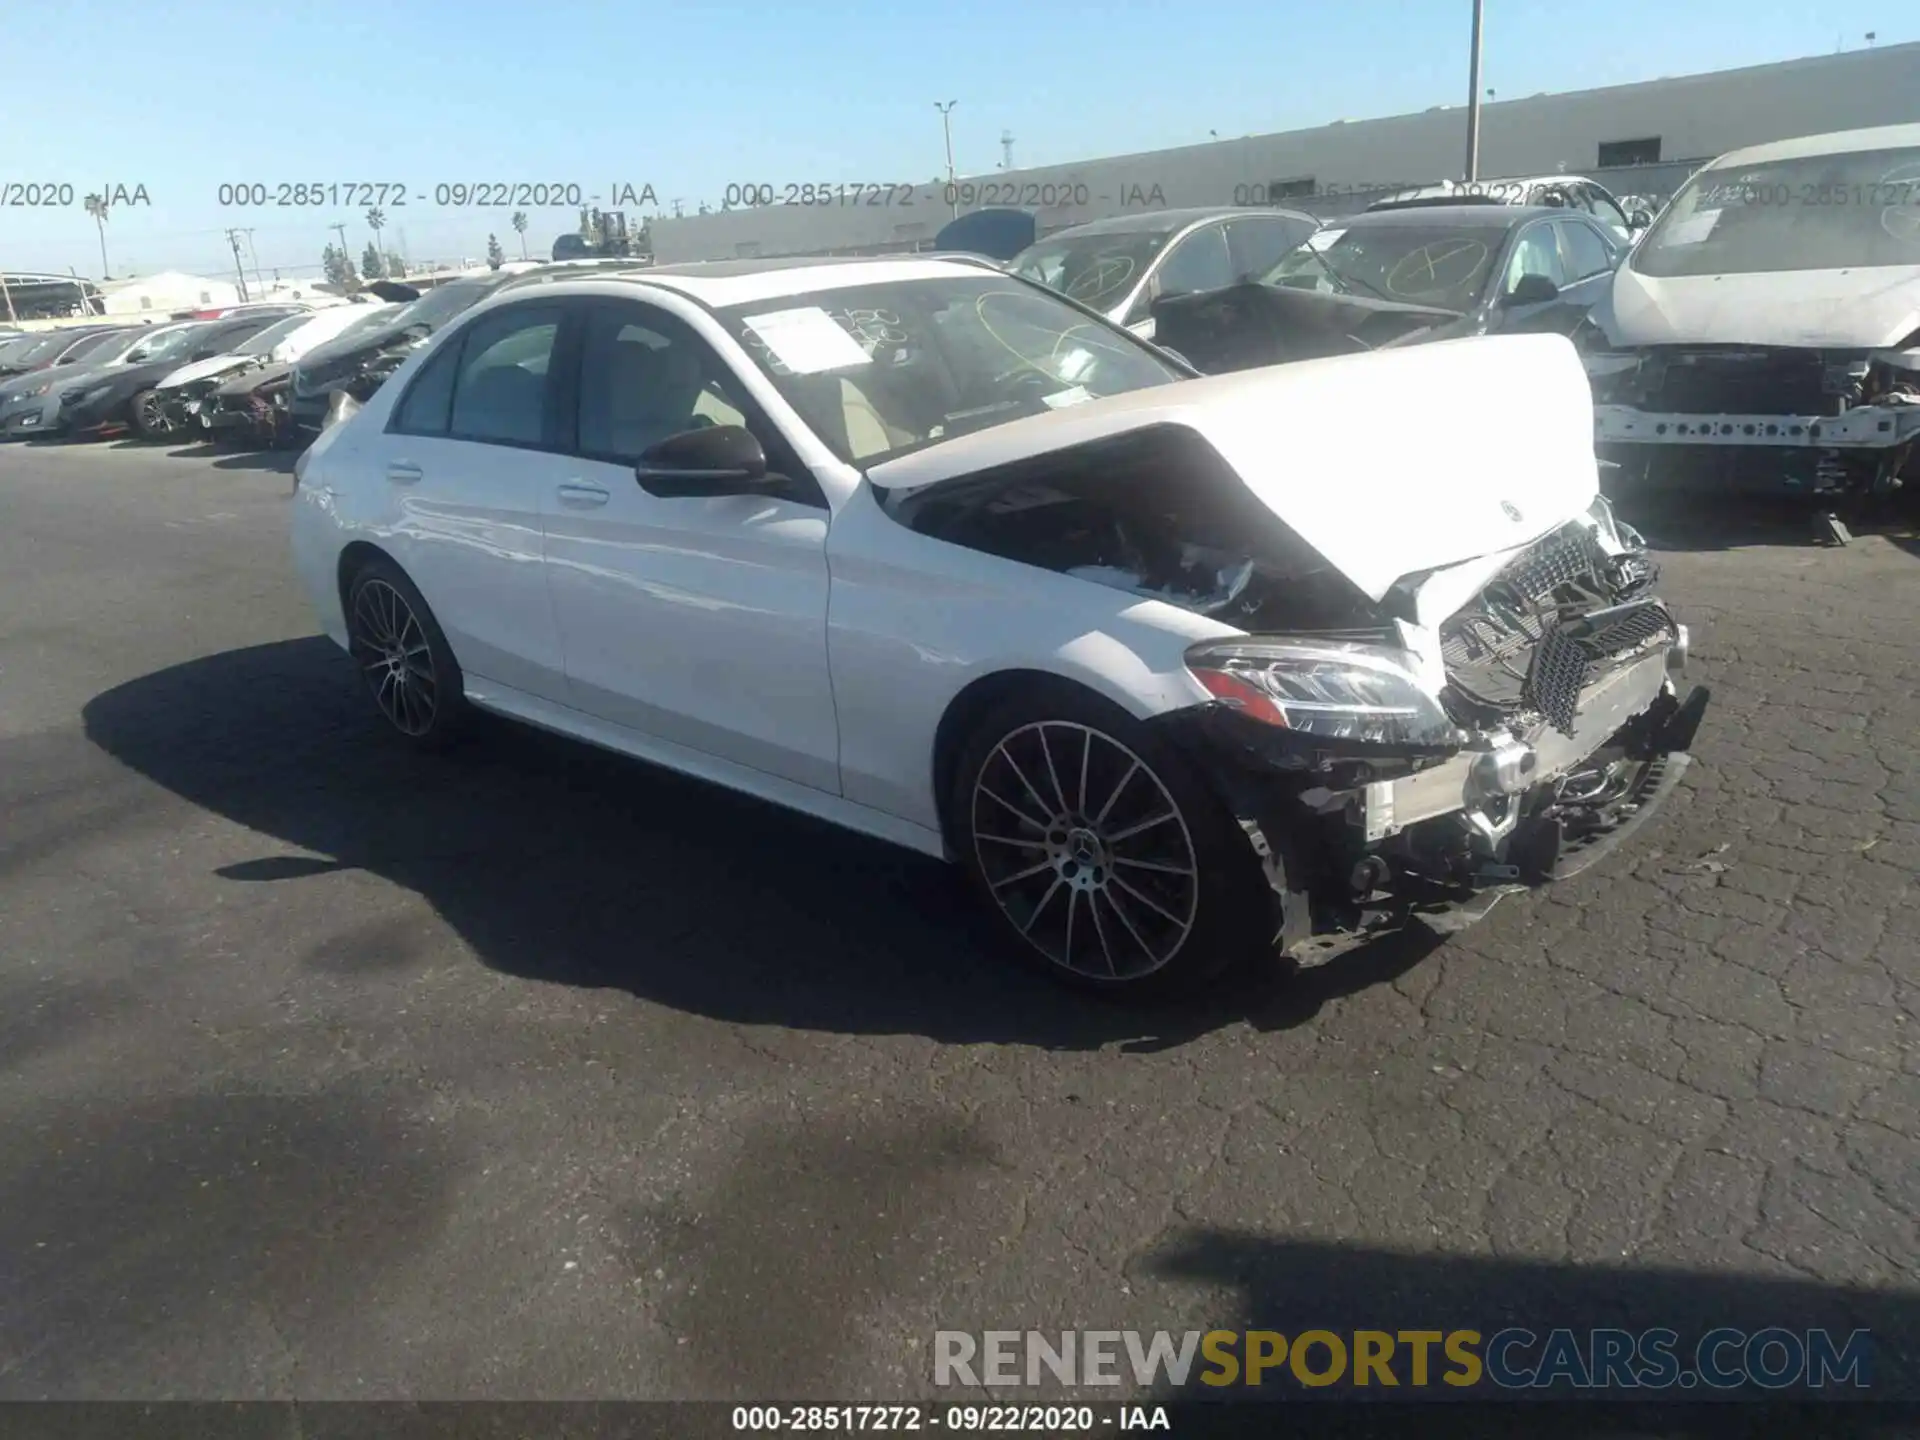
[0,271,546,450]
[995,123,1920,525]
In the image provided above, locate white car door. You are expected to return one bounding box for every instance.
[374,299,571,701]
[540,296,840,794]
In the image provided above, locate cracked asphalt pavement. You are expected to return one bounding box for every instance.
[2,442,1917,1403]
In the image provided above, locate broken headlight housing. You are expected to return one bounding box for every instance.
[1185,638,1458,746]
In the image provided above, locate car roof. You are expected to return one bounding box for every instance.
[1338,203,1567,230]
[1033,206,1315,239]
[1705,121,1920,167]
[493,253,1014,309]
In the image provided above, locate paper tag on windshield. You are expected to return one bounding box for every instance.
[741,307,872,375]
[1042,385,1093,409]
[1663,209,1721,245]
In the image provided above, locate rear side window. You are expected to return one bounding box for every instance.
[448,307,561,445]
[391,302,562,445]
[391,340,462,435]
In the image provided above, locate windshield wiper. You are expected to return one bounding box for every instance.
[1306,248,1400,304]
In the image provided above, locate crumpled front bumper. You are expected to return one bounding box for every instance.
[1163,602,1704,964]
[1358,647,1679,841]
[0,394,59,437]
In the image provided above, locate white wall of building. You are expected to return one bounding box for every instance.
[650,41,1920,263]
[99,271,242,315]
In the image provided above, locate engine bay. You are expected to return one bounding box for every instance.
[881,421,1391,633]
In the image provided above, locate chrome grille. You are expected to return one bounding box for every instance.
[1525,601,1677,736]
[1440,521,1672,732]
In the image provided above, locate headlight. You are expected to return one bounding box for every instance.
[1184,639,1459,747]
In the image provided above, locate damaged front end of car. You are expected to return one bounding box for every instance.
[159,371,239,434]
[207,362,299,446]
[1588,339,1920,500]
[1152,497,1705,960]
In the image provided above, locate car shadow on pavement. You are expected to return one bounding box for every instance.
[1608,489,1920,555]
[1131,1231,1920,1427]
[211,450,299,474]
[81,637,1446,1050]
[162,439,299,473]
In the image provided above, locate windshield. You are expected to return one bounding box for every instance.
[9,332,82,366]
[1263,221,1497,310]
[1009,230,1176,314]
[392,281,497,332]
[716,275,1182,467]
[235,314,312,355]
[1634,144,1920,276]
[57,329,131,364]
[124,325,209,364]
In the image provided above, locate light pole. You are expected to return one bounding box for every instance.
[1464,0,1486,182]
[935,100,958,216]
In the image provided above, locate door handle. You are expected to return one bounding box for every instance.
[557,481,610,507]
[386,461,423,485]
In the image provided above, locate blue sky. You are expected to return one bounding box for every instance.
[6,0,1908,279]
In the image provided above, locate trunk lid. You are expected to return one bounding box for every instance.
[868,332,1599,603]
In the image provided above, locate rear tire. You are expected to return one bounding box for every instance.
[342,557,469,751]
[948,681,1275,1000]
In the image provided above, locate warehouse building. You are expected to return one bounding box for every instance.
[649,40,1920,263]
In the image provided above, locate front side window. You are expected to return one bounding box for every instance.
[1505,224,1567,292]
[1556,220,1616,281]
[716,274,1182,468]
[446,305,561,445]
[1152,226,1235,300]
[575,303,758,462]
[125,326,208,365]
[1634,144,1920,276]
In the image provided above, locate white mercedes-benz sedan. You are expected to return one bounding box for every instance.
[290,254,1708,998]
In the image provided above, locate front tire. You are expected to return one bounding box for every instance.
[949,682,1274,999]
[130,388,170,440]
[343,557,468,750]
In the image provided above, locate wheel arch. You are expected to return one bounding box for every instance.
[930,667,1158,854]
[336,539,399,615]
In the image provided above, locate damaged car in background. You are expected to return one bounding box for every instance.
[288,275,521,434]
[1007,207,1324,340]
[159,303,398,444]
[1151,204,1624,374]
[291,255,1703,998]
[1583,123,1920,518]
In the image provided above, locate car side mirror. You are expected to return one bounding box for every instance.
[1629,209,1654,230]
[1504,274,1561,307]
[633,424,773,498]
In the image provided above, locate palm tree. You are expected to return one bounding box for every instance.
[365,206,387,276]
[84,193,111,279]
[510,209,529,259]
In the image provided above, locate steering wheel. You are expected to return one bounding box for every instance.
[995,365,1060,393]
